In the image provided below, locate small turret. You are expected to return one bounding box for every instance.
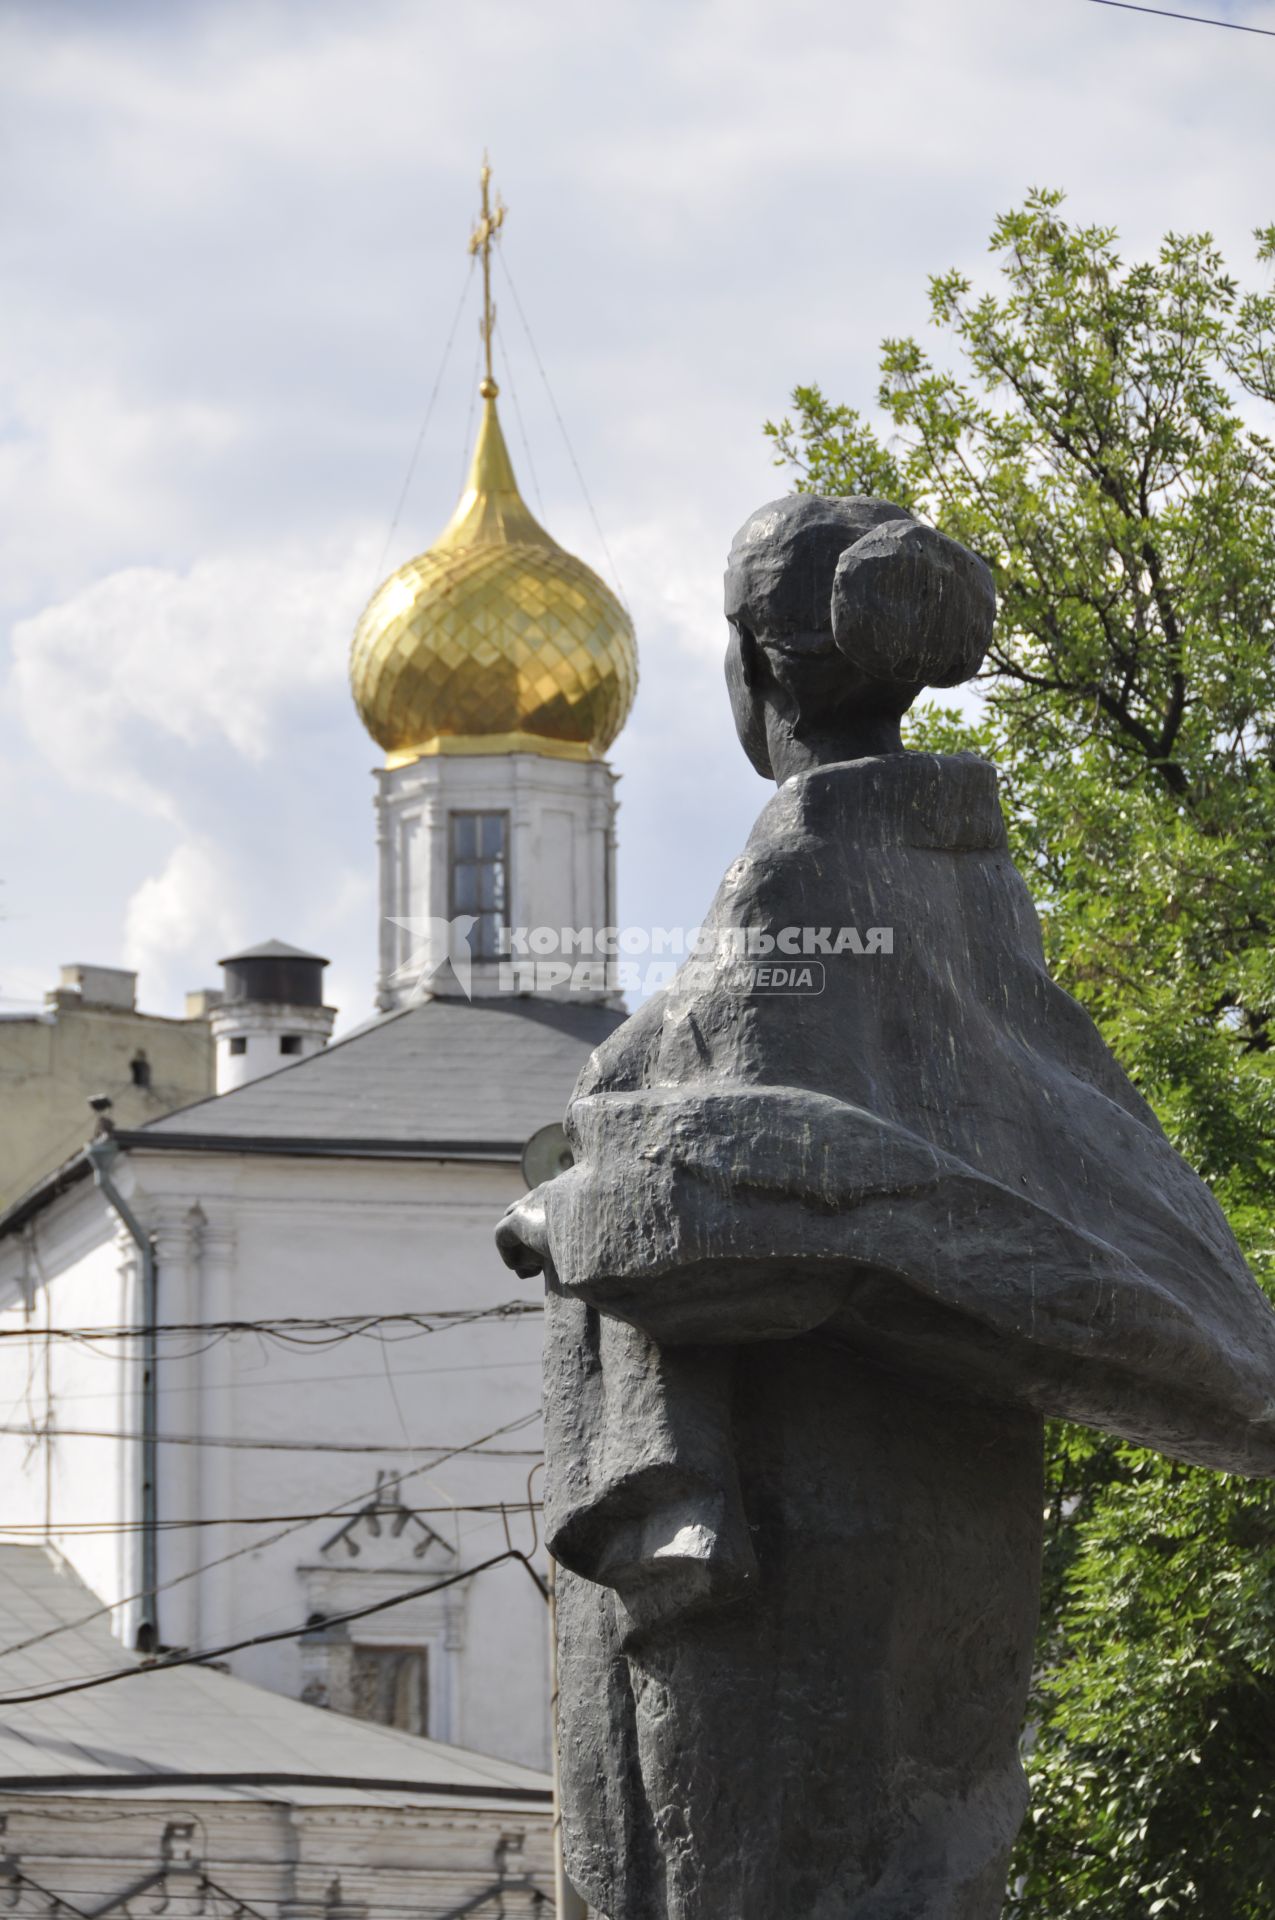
[210,940,336,1092]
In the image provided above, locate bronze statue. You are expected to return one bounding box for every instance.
[498,496,1275,1919]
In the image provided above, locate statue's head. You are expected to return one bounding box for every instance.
[723,495,996,781]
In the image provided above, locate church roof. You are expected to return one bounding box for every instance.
[129,995,623,1160]
[218,936,330,965]
[0,1543,551,1808]
[0,997,622,1240]
[350,392,637,768]
[348,163,637,769]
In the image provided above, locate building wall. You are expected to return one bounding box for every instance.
[210,1001,336,1093]
[0,1181,140,1614]
[0,1149,553,1772]
[0,1005,213,1211]
[0,1793,553,1918]
[375,749,619,1009]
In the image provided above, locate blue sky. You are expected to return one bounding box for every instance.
[3,0,1274,1028]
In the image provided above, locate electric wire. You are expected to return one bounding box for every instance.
[0,1409,541,1665]
[458,336,482,496]
[0,1303,541,1347]
[4,1871,88,1919]
[200,1879,271,1920]
[0,1501,542,1535]
[0,1890,548,1920]
[494,322,545,517]
[0,1550,536,1707]
[0,1423,542,1455]
[33,1356,540,1408]
[2,1820,545,1912]
[495,251,630,614]
[376,1306,436,1472]
[368,255,477,598]
[0,1811,546,1914]
[1084,0,1275,34]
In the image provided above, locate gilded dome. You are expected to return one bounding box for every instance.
[350,395,638,765]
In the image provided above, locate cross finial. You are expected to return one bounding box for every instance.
[469,152,506,400]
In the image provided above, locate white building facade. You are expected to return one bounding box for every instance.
[0,286,637,1782]
[0,1134,556,1765]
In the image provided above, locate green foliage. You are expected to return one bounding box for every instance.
[768,190,1275,1915]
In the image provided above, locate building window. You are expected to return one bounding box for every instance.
[449,811,508,962]
[279,1034,303,1055]
[228,1036,247,1056]
[129,1054,151,1089]
[349,1644,430,1735]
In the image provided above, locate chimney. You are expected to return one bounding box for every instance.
[49,964,138,1012]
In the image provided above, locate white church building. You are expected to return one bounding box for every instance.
[0,278,637,1782]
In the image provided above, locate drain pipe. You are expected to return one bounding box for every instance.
[83,1129,159,1653]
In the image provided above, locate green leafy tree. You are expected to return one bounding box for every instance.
[766,191,1275,1917]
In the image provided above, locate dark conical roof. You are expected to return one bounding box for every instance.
[217,938,330,967]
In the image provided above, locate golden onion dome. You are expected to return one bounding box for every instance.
[350,391,638,766]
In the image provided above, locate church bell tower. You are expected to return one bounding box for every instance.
[349,164,638,1011]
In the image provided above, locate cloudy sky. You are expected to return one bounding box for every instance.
[3,0,1274,1028]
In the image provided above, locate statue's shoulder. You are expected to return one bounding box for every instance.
[748,751,1007,858]
[572,987,670,1100]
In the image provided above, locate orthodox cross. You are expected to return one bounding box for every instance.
[470,155,506,399]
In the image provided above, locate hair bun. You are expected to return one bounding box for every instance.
[725,495,912,638]
[831,519,995,688]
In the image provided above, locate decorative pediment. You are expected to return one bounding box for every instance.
[319,1472,456,1571]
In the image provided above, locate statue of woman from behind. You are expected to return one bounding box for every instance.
[498,496,1275,1920]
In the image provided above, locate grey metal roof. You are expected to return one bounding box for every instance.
[0,1545,551,1808]
[135,996,622,1157]
[0,997,623,1240]
[217,937,330,965]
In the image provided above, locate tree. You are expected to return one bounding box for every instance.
[766,191,1275,1917]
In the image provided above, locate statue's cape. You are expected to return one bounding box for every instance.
[540,753,1275,1485]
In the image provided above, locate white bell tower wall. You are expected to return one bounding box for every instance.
[374,749,619,1010]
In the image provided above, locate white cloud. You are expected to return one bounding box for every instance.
[120,835,377,1029]
[9,541,377,815]
[3,0,1275,1016]
[0,379,247,609]
[122,839,242,1006]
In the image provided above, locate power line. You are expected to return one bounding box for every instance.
[0,1550,537,1707]
[5,1870,89,1920]
[1084,0,1275,35]
[494,319,545,517]
[0,1817,552,1905]
[8,1355,541,1407]
[200,1877,271,1920]
[368,254,477,598]
[0,1499,543,1535]
[0,1421,542,1455]
[0,1886,549,1919]
[496,250,631,614]
[0,1302,541,1345]
[0,1409,541,1665]
[0,1815,545,1895]
[458,333,483,495]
